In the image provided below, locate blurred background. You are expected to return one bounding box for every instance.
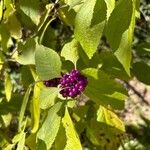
[118,0,150,149]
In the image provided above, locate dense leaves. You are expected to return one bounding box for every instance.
[75,0,107,58]
[0,0,147,149]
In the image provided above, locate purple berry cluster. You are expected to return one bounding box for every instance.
[44,78,60,87]
[59,69,88,98]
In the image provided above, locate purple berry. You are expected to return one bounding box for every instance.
[44,78,60,87]
[59,69,87,98]
[79,85,84,92]
[72,88,77,93]
[69,92,74,97]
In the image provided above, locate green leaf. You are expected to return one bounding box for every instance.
[97,92,127,109]
[82,68,126,109]
[13,132,24,144]
[132,61,150,85]
[16,132,26,150]
[3,0,13,19]
[0,0,3,21]
[0,51,4,71]
[31,97,40,133]
[4,73,12,102]
[135,0,140,18]
[61,0,84,9]
[3,144,15,150]
[135,42,150,56]
[59,6,76,26]
[114,0,136,75]
[105,0,133,51]
[18,86,32,131]
[39,87,59,109]
[0,23,11,51]
[15,38,36,65]
[87,117,124,149]
[21,66,34,87]
[19,0,41,25]
[25,134,36,150]
[38,17,55,45]
[5,12,22,39]
[114,30,132,75]
[97,105,125,132]
[37,102,62,150]
[75,0,107,58]
[40,23,57,49]
[31,83,41,133]
[1,113,12,127]
[59,0,85,26]
[89,51,129,80]
[54,123,66,150]
[104,0,115,19]
[0,94,23,115]
[62,107,82,150]
[35,44,61,80]
[61,39,79,66]
[37,139,47,150]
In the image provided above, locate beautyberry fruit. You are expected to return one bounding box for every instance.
[59,69,88,98]
[44,78,60,87]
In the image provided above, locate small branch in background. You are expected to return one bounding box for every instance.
[116,79,149,106]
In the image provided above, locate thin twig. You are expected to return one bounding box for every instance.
[117,79,149,106]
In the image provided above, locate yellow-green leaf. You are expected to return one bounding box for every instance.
[4,73,12,102]
[35,44,61,80]
[18,86,32,131]
[105,0,133,51]
[62,107,82,150]
[19,0,41,25]
[31,83,41,133]
[97,105,125,132]
[5,12,22,39]
[17,132,26,150]
[39,87,59,109]
[61,39,79,66]
[104,0,115,19]
[15,38,36,65]
[37,102,62,150]
[75,0,107,58]
[0,0,3,21]
[114,0,136,75]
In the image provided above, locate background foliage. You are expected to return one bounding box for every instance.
[0,0,149,149]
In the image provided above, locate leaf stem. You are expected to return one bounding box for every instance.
[39,17,56,44]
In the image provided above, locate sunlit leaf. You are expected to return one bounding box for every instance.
[39,87,59,109]
[75,0,107,58]
[19,0,41,25]
[16,132,26,150]
[97,105,125,132]
[62,107,82,150]
[4,73,12,102]
[54,123,66,150]
[61,39,79,66]
[35,44,61,80]
[37,102,62,150]
[104,0,115,19]
[82,68,126,109]
[105,0,133,51]
[5,12,22,39]
[114,0,136,75]
[15,38,36,65]
[31,83,41,133]
[0,0,3,21]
